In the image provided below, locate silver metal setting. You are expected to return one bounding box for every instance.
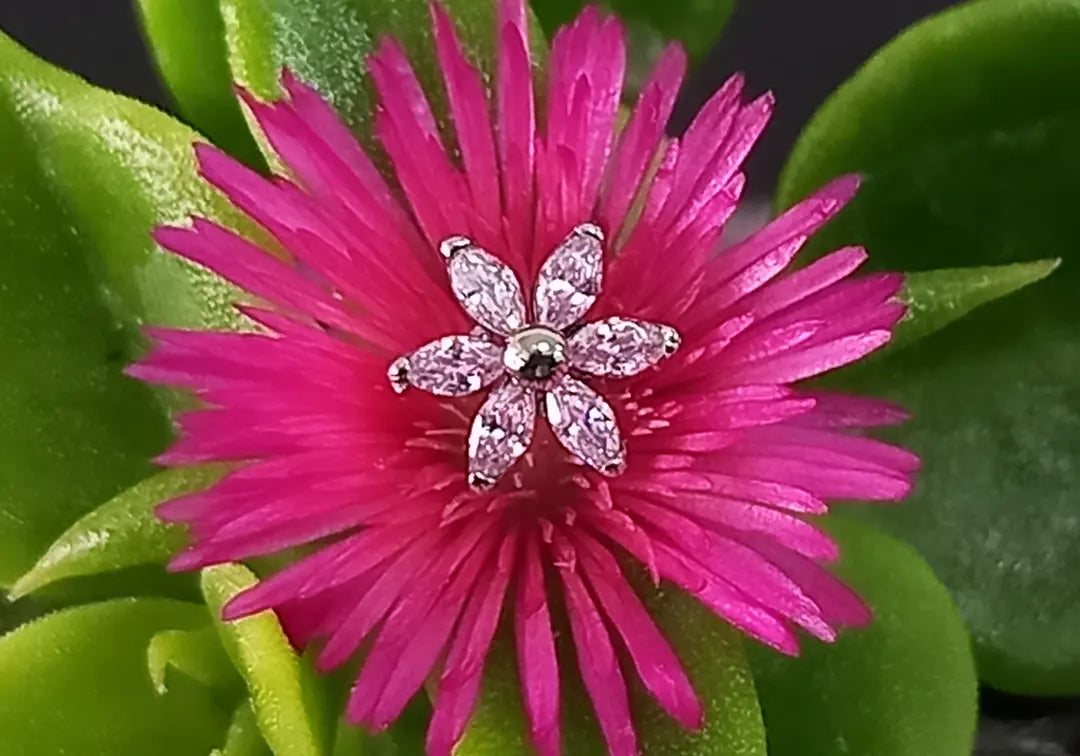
[389,223,681,491]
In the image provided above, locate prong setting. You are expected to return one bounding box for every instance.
[661,325,682,357]
[574,222,605,243]
[439,235,474,262]
[388,357,410,394]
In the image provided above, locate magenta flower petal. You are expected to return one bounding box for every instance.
[134,1,921,751]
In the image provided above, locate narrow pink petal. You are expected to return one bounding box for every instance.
[427,531,518,756]
[349,529,500,729]
[792,391,911,428]
[749,424,920,473]
[496,0,536,266]
[221,527,417,619]
[599,43,687,235]
[575,534,702,729]
[723,331,892,385]
[559,564,637,756]
[152,221,362,337]
[595,518,800,655]
[693,175,860,320]
[369,38,472,246]
[431,3,503,240]
[515,532,560,756]
[738,533,871,628]
[735,246,869,319]
[319,528,456,671]
[629,500,837,640]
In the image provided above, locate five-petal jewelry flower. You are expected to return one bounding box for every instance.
[388,223,680,489]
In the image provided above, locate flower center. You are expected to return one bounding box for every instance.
[503,326,568,382]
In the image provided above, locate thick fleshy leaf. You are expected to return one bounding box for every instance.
[0,598,228,754]
[136,0,264,165]
[220,0,544,148]
[0,29,259,586]
[529,0,734,59]
[214,702,273,756]
[458,583,766,755]
[202,564,333,756]
[749,517,978,756]
[777,0,1080,695]
[147,625,239,695]
[10,467,223,600]
[887,259,1060,355]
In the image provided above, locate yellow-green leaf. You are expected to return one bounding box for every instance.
[11,467,222,600]
[0,598,229,755]
[201,563,333,756]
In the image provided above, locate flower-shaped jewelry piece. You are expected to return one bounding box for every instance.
[388,223,680,489]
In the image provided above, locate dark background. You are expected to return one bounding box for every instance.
[1,1,1078,754]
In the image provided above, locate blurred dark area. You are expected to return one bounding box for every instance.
[1,1,1078,755]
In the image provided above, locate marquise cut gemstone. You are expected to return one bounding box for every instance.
[467,379,537,488]
[448,245,527,335]
[534,225,604,329]
[543,376,625,474]
[404,335,503,396]
[569,317,678,377]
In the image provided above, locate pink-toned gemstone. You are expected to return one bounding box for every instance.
[569,317,681,378]
[399,335,503,396]
[534,224,604,329]
[543,376,626,475]
[446,241,527,335]
[467,379,537,489]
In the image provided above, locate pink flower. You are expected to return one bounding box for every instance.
[130,1,919,754]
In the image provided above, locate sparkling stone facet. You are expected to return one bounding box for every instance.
[447,242,527,335]
[544,376,626,475]
[403,335,503,396]
[569,317,680,378]
[503,326,568,382]
[534,224,604,329]
[468,379,537,489]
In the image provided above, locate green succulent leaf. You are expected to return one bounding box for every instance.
[0,598,229,755]
[220,0,544,154]
[148,625,239,696]
[528,0,733,59]
[881,259,1060,358]
[10,467,222,600]
[749,518,978,756]
[201,564,333,756]
[135,0,264,165]
[214,702,274,756]
[460,585,765,755]
[776,0,1080,694]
